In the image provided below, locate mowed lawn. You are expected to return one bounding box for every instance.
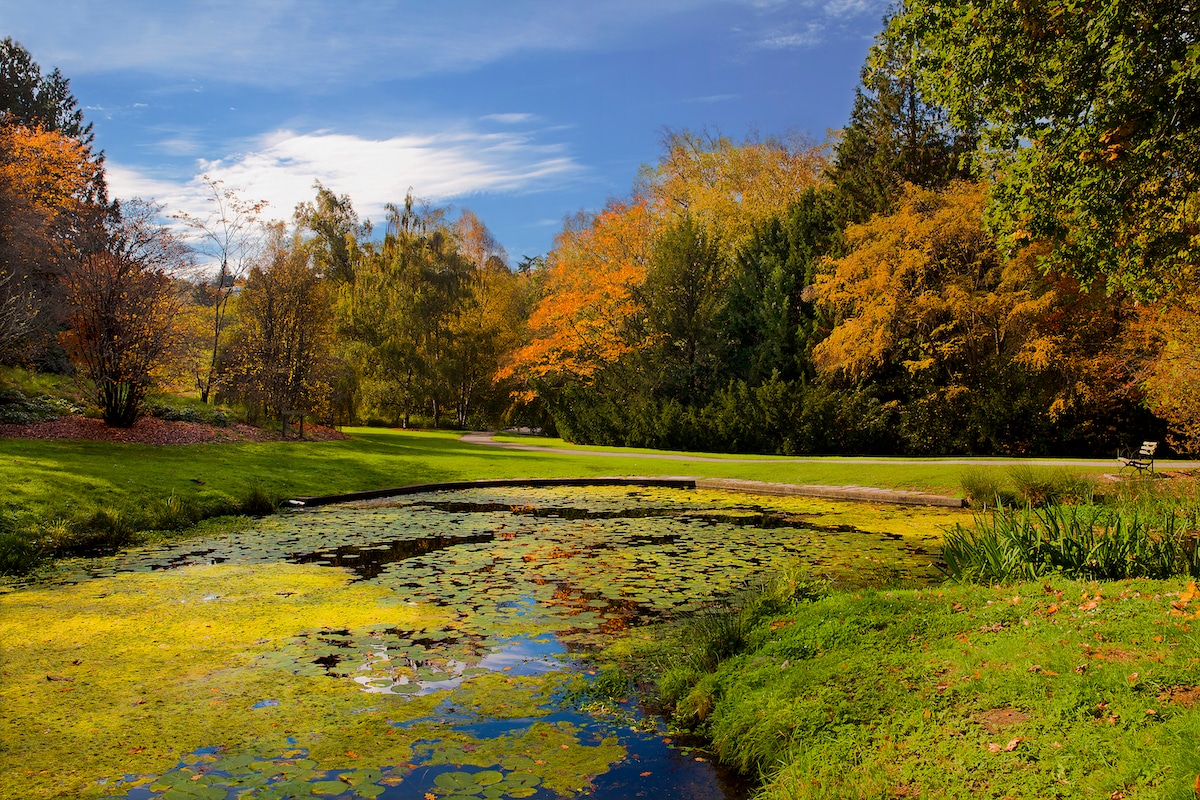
[0,425,1164,527]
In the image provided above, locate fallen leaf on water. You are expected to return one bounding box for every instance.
[640,772,652,777]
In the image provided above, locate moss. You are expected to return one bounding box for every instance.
[0,564,448,798]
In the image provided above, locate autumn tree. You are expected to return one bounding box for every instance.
[0,37,104,198]
[60,200,188,426]
[1137,298,1200,454]
[444,210,524,427]
[888,0,1200,294]
[813,181,1147,454]
[641,130,827,255]
[504,198,659,391]
[219,224,334,422]
[0,123,104,365]
[174,177,268,403]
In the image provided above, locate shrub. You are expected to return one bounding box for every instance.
[143,401,231,427]
[0,388,83,424]
[959,468,1012,508]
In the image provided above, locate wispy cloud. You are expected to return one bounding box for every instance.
[107,127,585,224]
[482,113,537,124]
[758,23,826,49]
[682,94,739,104]
[12,0,738,87]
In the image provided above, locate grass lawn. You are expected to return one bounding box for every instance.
[1,426,1151,527]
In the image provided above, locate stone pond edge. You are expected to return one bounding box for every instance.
[288,477,967,509]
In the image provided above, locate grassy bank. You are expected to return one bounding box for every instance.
[607,575,1200,799]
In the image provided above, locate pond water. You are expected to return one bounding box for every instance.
[0,486,955,800]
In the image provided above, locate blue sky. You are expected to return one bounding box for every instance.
[4,1,888,262]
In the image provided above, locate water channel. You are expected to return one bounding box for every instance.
[0,486,954,800]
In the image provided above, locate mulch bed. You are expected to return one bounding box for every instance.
[0,415,349,445]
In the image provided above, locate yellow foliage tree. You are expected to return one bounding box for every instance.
[641,130,827,255]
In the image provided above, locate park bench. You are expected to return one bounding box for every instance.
[1117,441,1158,476]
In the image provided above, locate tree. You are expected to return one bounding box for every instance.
[1138,297,1200,454]
[220,224,334,422]
[502,198,660,391]
[640,129,827,255]
[889,0,1200,294]
[0,123,104,366]
[60,200,187,426]
[294,181,368,285]
[813,181,1145,454]
[637,216,727,400]
[718,188,842,386]
[827,26,976,222]
[174,177,269,402]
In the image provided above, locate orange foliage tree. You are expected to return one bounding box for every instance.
[501,198,660,396]
[0,123,101,361]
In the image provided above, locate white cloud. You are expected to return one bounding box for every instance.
[482,113,537,124]
[107,127,585,225]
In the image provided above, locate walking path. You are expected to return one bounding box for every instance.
[458,432,1200,469]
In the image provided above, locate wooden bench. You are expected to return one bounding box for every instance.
[1117,441,1158,475]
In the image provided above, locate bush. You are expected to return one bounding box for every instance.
[240,484,279,517]
[143,400,230,427]
[959,468,1013,507]
[0,388,83,424]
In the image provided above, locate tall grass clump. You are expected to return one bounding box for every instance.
[1007,465,1097,506]
[941,504,1200,583]
[0,512,44,575]
[959,467,1012,507]
[239,484,280,516]
[652,561,829,726]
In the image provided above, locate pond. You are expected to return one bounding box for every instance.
[0,486,960,800]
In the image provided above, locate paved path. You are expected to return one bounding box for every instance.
[459,432,1200,470]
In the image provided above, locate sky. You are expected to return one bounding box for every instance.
[3,0,889,263]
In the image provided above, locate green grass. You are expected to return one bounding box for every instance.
[0,427,980,526]
[609,574,1200,800]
